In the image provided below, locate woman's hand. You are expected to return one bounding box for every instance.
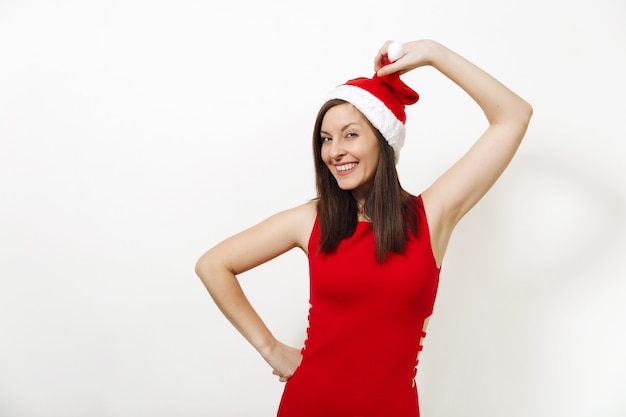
[374,39,440,77]
[262,340,302,383]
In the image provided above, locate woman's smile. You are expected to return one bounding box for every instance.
[335,162,359,175]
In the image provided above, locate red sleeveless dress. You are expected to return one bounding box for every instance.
[277,195,441,417]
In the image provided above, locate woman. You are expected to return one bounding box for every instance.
[195,38,532,416]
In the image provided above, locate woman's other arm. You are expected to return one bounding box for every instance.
[195,200,316,381]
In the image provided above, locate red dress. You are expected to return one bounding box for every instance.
[277,195,441,417]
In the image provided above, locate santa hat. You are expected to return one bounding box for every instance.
[324,60,419,163]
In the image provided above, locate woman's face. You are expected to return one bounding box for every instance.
[320,103,380,202]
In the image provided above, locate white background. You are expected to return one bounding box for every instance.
[1,0,625,416]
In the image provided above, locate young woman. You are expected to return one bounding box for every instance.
[195,38,532,417]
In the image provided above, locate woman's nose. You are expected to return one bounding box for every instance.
[329,140,346,160]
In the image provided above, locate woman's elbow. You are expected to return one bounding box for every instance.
[522,100,533,124]
[195,250,219,281]
[511,100,533,136]
[195,254,207,279]
[195,249,236,291]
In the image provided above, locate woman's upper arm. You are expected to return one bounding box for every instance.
[197,200,317,276]
[422,114,531,266]
[425,116,531,221]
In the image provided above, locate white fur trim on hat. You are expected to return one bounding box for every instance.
[325,84,406,163]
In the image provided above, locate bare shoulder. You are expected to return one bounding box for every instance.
[278,199,317,252]
[200,199,318,276]
[237,199,317,254]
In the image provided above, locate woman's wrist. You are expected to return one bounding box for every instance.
[257,335,278,360]
[417,39,448,68]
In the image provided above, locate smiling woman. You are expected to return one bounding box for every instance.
[320,105,381,209]
[314,98,419,264]
[195,38,532,417]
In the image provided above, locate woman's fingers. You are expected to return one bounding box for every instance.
[374,40,394,71]
[272,369,289,382]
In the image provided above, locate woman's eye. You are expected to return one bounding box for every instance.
[321,136,332,143]
[346,132,358,138]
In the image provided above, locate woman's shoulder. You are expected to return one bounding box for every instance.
[272,199,317,252]
[280,199,317,221]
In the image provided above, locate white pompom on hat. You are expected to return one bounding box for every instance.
[324,51,419,163]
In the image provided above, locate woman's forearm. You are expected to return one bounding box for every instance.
[195,255,277,358]
[424,39,533,126]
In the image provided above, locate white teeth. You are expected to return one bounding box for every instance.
[336,162,358,172]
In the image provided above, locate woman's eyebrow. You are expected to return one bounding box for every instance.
[320,122,361,136]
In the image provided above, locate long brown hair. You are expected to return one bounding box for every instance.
[313,99,419,263]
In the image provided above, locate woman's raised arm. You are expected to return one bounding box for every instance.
[377,39,532,266]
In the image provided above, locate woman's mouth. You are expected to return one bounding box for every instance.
[336,162,358,175]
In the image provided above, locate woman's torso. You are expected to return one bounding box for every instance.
[277,195,440,417]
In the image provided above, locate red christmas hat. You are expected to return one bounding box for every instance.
[324,61,419,163]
